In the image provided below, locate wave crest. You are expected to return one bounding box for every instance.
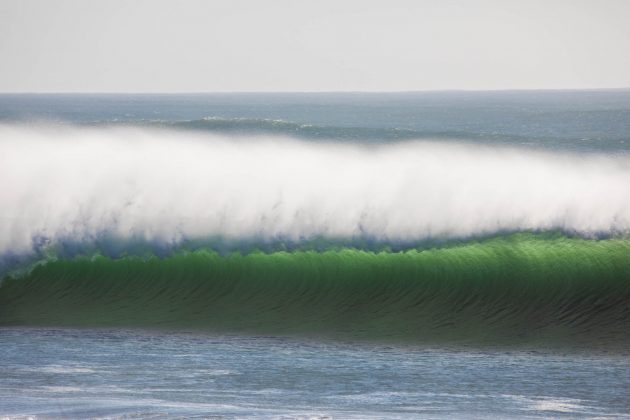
[1,123,630,261]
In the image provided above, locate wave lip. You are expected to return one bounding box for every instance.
[2,234,630,348]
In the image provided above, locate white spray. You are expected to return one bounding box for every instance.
[1,124,630,257]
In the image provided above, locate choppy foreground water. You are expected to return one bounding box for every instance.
[1,328,629,419]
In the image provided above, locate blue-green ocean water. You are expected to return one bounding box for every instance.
[2,328,630,419]
[2,91,630,418]
[2,90,630,152]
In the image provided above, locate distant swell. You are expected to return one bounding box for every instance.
[2,234,630,347]
[90,116,481,142]
[139,117,630,150]
[169,117,433,142]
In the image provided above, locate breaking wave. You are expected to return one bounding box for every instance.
[1,123,630,262]
[2,123,630,346]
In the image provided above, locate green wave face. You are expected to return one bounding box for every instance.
[2,234,630,347]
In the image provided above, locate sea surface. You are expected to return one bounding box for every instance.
[2,328,630,419]
[1,91,630,418]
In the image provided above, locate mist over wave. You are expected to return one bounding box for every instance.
[1,123,630,259]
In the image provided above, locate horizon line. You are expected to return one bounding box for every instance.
[1,87,630,95]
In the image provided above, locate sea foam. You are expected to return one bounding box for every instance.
[1,124,630,256]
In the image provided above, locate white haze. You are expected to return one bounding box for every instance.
[1,0,630,92]
[1,124,630,257]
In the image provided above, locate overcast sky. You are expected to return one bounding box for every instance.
[1,0,629,92]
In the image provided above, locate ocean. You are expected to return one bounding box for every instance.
[1,91,630,418]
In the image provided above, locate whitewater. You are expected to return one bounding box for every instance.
[2,123,630,260]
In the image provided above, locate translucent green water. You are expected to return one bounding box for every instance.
[3,234,629,347]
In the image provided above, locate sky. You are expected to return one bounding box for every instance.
[0,0,629,92]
